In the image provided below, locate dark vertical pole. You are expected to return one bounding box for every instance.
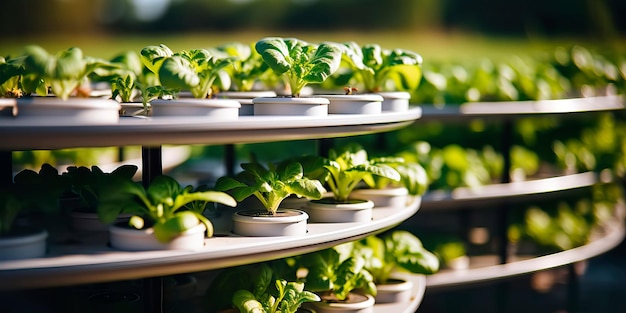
[117,147,125,163]
[141,145,163,313]
[498,119,513,264]
[567,263,580,312]
[141,146,162,185]
[224,144,236,177]
[0,150,12,188]
[375,132,387,152]
[496,119,513,313]
[318,138,334,157]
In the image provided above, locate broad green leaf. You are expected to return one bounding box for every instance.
[233,290,265,313]
[146,175,181,207]
[140,44,173,75]
[153,211,199,242]
[158,55,200,90]
[303,42,342,84]
[255,37,341,96]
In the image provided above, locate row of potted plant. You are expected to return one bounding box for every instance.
[0,37,423,123]
[215,144,427,236]
[0,143,428,260]
[411,45,625,105]
[206,229,439,313]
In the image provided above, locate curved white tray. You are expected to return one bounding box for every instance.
[421,171,609,211]
[419,95,624,121]
[0,198,421,291]
[0,108,422,150]
[425,218,625,289]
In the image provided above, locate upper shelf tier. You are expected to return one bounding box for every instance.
[0,198,421,291]
[419,95,624,121]
[0,108,422,150]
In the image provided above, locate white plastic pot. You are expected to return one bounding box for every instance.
[232,209,309,236]
[109,222,206,251]
[319,94,383,114]
[378,91,411,112]
[252,97,329,116]
[306,198,374,223]
[0,228,47,261]
[15,97,120,124]
[150,98,240,119]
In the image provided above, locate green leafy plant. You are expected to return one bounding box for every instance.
[214,160,326,215]
[255,37,342,97]
[321,144,401,202]
[139,44,180,102]
[364,159,429,196]
[105,50,143,103]
[206,259,319,313]
[61,164,138,213]
[21,45,116,100]
[0,55,34,98]
[157,48,233,99]
[231,263,320,313]
[140,44,174,80]
[97,175,236,242]
[212,42,271,92]
[351,230,439,284]
[339,42,423,93]
[300,247,377,301]
[0,164,65,236]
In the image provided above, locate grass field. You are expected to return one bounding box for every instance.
[2,29,624,62]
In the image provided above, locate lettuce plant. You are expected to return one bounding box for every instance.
[340,42,423,93]
[212,41,270,92]
[352,230,440,284]
[207,261,319,313]
[255,37,342,97]
[231,263,320,313]
[0,164,66,236]
[322,144,401,202]
[215,160,326,214]
[0,55,36,98]
[157,48,233,99]
[107,51,142,103]
[300,247,377,301]
[22,45,115,100]
[61,164,138,213]
[139,44,180,102]
[97,175,236,242]
[364,158,429,196]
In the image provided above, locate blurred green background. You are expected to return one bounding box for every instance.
[1,0,624,61]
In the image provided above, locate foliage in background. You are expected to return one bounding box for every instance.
[509,183,623,251]
[411,45,625,105]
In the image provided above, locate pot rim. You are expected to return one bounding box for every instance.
[217,90,277,99]
[232,208,309,223]
[377,91,411,99]
[109,222,206,237]
[316,94,384,102]
[252,96,330,105]
[313,292,375,309]
[151,98,241,108]
[16,97,121,110]
[352,186,409,196]
[308,198,374,210]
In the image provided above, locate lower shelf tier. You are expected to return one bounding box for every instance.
[0,198,421,291]
[425,218,625,290]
